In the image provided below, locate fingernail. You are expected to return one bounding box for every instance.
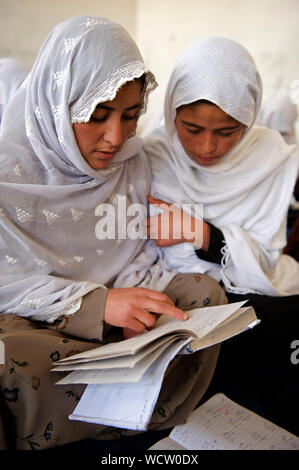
[183,313,189,320]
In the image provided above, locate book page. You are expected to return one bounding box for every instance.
[166,394,299,450]
[55,337,191,385]
[56,301,247,366]
[184,307,259,353]
[68,337,189,431]
[154,301,248,340]
[52,335,181,371]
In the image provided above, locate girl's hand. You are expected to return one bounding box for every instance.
[104,287,189,338]
[147,195,208,248]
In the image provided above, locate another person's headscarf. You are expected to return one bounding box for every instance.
[0,57,28,124]
[144,37,299,296]
[0,16,176,322]
[256,91,298,144]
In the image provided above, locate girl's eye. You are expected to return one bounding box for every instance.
[123,110,140,121]
[184,127,235,137]
[90,110,108,123]
[219,131,233,137]
[90,115,106,123]
[218,126,243,137]
[89,110,140,123]
[185,127,201,135]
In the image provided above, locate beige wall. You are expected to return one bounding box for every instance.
[0,0,298,134]
[0,0,137,67]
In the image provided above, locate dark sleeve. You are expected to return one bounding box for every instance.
[195,223,225,265]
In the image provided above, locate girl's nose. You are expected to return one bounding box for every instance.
[199,132,217,155]
[103,118,123,147]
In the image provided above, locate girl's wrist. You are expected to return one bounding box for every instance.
[185,218,210,249]
[201,221,211,251]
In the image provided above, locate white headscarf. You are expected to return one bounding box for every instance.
[0,16,176,322]
[0,58,28,124]
[256,91,298,144]
[145,37,299,296]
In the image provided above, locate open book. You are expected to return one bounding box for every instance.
[52,301,259,430]
[149,393,299,450]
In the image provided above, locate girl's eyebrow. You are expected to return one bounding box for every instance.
[181,120,241,131]
[95,103,142,111]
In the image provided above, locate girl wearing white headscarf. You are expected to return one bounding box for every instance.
[0,57,28,124]
[144,37,299,438]
[0,16,176,328]
[0,17,225,450]
[145,37,299,297]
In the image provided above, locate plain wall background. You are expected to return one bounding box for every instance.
[0,0,298,135]
[0,0,137,66]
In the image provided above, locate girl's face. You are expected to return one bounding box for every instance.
[73,79,143,170]
[175,102,246,166]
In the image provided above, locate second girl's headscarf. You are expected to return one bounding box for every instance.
[0,16,176,322]
[145,37,299,296]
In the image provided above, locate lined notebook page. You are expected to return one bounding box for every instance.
[69,338,190,431]
[164,394,299,450]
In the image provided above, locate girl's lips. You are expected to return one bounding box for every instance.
[94,150,116,160]
[194,155,219,164]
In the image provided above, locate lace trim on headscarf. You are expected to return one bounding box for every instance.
[71,61,157,123]
[25,284,106,323]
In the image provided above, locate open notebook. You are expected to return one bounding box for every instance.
[149,393,299,450]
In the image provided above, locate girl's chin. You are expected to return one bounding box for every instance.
[85,154,114,170]
[88,159,111,170]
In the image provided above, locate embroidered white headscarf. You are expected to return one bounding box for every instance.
[256,91,298,144]
[0,16,176,322]
[145,37,299,296]
[0,58,28,124]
